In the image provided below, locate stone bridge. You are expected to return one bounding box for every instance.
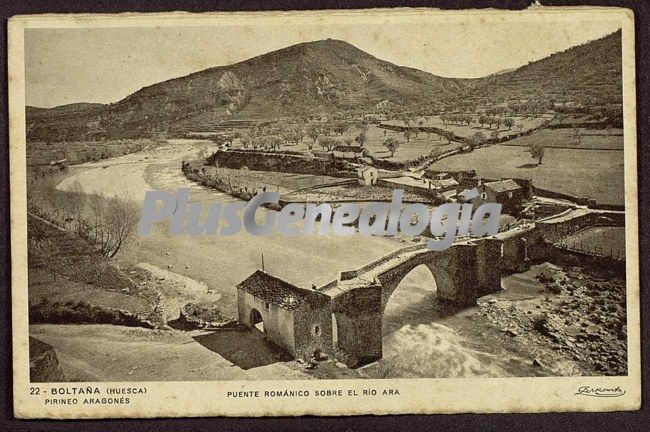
[236,206,625,367]
[316,207,625,366]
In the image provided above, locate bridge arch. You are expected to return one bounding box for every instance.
[377,251,456,309]
[382,264,440,335]
[249,308,264,333]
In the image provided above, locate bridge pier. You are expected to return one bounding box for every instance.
[330,284,383,367]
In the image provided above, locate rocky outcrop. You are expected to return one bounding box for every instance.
[30,337,66,382]
[217,71,245,91]
[168,302,236,330]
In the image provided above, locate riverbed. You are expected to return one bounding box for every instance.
[51,139,585,380]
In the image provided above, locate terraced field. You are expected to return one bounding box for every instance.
[428,145,624,206]
[502,128,623,150]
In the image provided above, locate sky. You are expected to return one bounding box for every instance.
[24,20,621,108]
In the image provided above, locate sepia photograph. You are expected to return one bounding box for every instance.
[8,6,640,418]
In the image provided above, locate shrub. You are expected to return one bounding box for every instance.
[531,314,550,335]
[29,299,153,328]
[546,282,562,294]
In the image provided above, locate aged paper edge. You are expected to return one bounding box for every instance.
[9,6,640,419]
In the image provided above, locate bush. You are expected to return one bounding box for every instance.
[537,269,555,284]
[546,282,562,294]
[29,299,153,328]
[531,314,550,335]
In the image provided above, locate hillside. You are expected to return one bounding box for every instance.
[465,30,622,111]
[25,39,471,141]
[96,39,470,138]
[26,31,622,142]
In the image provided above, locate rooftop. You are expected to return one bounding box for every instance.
[237,270,324,310]
[382,176,458,190]
[484,179,522,193]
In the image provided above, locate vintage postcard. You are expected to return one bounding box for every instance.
[9,6,640,419]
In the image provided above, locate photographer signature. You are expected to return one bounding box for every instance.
[575,386,626,397]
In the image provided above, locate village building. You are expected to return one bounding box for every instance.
[332,145,369,160]
[424,169,477,189]
[378,175,459,198]
[237,270,333,361]
[439,189,459,202]
[473,178,533,214]
[357,166,379,186]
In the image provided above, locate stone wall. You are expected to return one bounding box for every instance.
[330,285,383,367]
[292,298,334,362]
[237,289,297,357]
[207,150,355,177]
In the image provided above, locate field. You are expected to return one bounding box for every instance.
[428,145,624,205]
[228,124,463,164]
[382,114,551,139]
[560,227,626,260]
[223,115,553,165]
[502,128,623,150]
[360,124,461,162]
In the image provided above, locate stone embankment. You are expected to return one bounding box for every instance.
[476,264,627,376]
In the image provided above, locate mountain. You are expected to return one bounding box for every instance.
[27,39,472,141]
[464,30,622,109]
[26,31,622,142]
[98,39,470,138]
[487,67,518,77]
[27,102,105,115]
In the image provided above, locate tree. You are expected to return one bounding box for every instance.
[504,118,515,130]
[85,194,140,258]
[66,179,86,234]
[478,114,488,128]
[260,135,284,151]
[354,132,367,147]
[332,121,348,136]
[319,136,339,151]
[411,127,421,138]
[403,129,414,142]
[528,143,545,165]
[240,132,252,149]
[307,124,321,143]
[383,137,401,157]
[283,130,303,146]
[468,132,486,151]
[210,134,227,146]
[293,130,304,144]
[574,128,582,144]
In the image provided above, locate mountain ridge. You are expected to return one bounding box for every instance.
[26,30,622,142]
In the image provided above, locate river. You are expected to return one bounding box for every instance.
[56,139,548,379]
